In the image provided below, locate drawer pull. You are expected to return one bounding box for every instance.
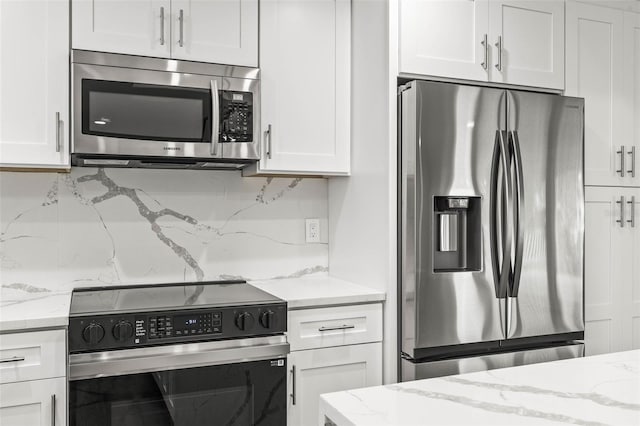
[318,324,355,332]
[0,356,25,364]
[51,394,56,426]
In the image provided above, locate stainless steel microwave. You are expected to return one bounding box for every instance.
[71,50,260,170]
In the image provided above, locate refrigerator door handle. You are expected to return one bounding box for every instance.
[490,130,513,299]
[509,131,525,297]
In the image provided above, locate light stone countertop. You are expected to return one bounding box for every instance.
[0,288,71,332]
[320,350,640,426]
[250,275,386,309]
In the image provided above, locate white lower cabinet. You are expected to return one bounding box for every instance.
[0,377,66,426]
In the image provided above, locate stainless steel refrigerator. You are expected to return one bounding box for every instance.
[398,80,585,381]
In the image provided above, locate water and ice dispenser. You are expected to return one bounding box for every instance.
[433,196,481,272]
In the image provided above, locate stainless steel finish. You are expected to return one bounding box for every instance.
[481,34,488,70]
[210,79,220,156]
[318,324,356,332]
[617,196,626,228]
[629,196,636,228]
[55,112,61,153]
[509,130,525,297]
[496,129,513,300]
[401,343,584,381]
[50,394,55,426]
[0,356,25,363]
[178,9,184,47]
[629,146,636,177]
[290,365,296,405]
[400,81,506,355]
[266,124,272,159]
[439,213,458,252]
[617,146,626,177]
[69,335,288,380]
[160,7,165,45]
[71,50,260,163]
[495,36,502,71]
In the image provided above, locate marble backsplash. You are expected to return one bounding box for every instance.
[0,168,328,301]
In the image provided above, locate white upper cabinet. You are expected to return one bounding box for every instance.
[399,0,565,90]
[399,0,489,81]
[72,0,258,66]
[0,0,70,169]
[488,1,564,89]
[566,2,639,186]
[245,0,350,176]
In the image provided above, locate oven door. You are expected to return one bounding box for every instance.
[69,336,288,426]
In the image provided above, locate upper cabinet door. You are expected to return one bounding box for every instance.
[623,12,640,186]
[566,1,627,187]
[72,0,171,58]
[251,0,350,175]
[170,0,258,66]
[399,0,490,82]
[488,0,564,89]
[0,0,69,169]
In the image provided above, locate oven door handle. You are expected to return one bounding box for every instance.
[210,79,220,157]
[69,336,289,381]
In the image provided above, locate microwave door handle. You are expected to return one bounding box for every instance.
[211,80,220,156]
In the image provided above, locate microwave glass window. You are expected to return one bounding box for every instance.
[82,80,211,143]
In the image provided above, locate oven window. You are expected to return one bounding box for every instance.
[69,359,286,426]
[82,80,211,143]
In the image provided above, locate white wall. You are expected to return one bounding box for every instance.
[0,168,328,299]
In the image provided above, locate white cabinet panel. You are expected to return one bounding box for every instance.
[170,0,257,66]
[72,0,171,58]
[248,0,350,175]
[288,343,382,426]
[0,330,66,384]
[0,378,65,426]
[0,0,69,169]
[399,0,489,81]
[489,0,564,89]
[623,12,640,186]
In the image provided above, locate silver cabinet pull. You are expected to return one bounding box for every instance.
[617,146,626,177]
[616,196,625,228]
[628,146,636,178]
[290,365,296,405]
[628,196,636,228]
[179,9,184,47]
[318,324,355,332]
[495,36,502,71]
[210,80,220,156]
[265,124,272,159]
[0,356,25,363]
[55,112,61,153]
[51,394,56,426]
[481,34,488,70]
[160,7,165,45]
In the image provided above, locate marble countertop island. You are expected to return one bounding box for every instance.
[320,350,640,426]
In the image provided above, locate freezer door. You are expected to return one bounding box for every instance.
[401,343,584,381]
[505,91,584,340]
[400,81,507,357]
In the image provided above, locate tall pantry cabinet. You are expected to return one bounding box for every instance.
[566,1,640,355]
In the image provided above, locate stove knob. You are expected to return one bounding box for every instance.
[235,312,255,331]
[259,310,277,329]
[113,320,134,341]
[82,323,105,345]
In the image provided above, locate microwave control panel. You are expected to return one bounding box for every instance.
[220,91,253,143]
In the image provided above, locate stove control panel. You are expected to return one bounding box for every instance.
[69,303,286,353]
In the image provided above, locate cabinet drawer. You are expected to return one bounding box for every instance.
[288,304,382,351]
[0,330,66,384]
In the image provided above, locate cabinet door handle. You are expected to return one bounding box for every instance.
[160,7,165,45]
[628,146,636,178]
[179,9,184,47]
[318,324,355,332]
[265,124,272,159]
[616,196,625,228]
[617,146,626,177]
[628,196,636,228]
[495,36,502,71]
[290,365,296,405]
[55,112,61,153]
[481,34,488,70]
[0,356,25,363]
[51,394,56,426]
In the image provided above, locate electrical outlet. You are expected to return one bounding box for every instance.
[305,218,321,243]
